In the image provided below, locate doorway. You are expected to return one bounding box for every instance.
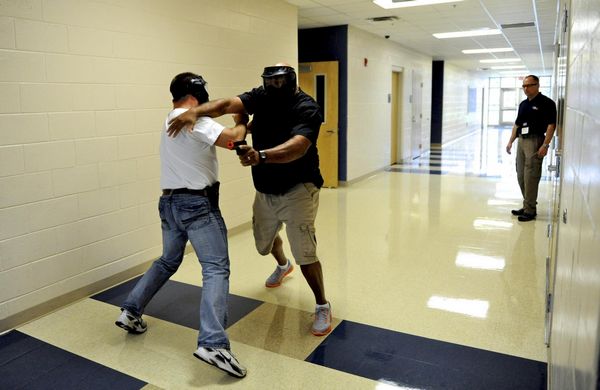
[411,70,423,159]
[298,61,339,187]
[391,70,403,164]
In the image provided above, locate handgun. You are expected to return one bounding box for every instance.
[226,140,248,155]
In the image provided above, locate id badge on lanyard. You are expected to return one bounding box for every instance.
[521,122,529,135]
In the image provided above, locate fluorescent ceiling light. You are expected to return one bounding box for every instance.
[479,58,521,63]
[374,0,463,9]
[499,71,527,75]
[434,28,501,39]
[462,48,514,54]
[491,65,526,69]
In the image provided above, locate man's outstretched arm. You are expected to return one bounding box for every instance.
[168,96,246,137]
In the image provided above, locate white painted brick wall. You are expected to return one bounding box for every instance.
[0,0,298,326]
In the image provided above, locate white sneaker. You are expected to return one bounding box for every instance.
[193,346,247,378]
[115,309,147,334]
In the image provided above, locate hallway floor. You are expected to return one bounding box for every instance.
[1,127,552,389]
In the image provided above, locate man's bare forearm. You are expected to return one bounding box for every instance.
[193,98,231,118]
[508,125,518,144]
[238,135,311,166]
[543,124,556,145]
[262,135,310,163]
[193,97,245,119]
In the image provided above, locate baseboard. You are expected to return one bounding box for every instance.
[341,166,388,186]
[0,260,153,333]
[0,225,251,333]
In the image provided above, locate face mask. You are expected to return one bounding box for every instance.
[263,76,295,99]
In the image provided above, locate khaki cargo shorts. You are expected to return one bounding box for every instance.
[252,183,320,265]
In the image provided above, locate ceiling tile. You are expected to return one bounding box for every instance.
[288,0,558,75]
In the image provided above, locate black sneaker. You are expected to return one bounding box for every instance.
[194,347,247,378]
[511,208,525,216]
[518,213,536,222]
[115,309,147,334]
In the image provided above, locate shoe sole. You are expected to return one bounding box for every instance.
[265,264,294,288]
[193,351,246,378]
[311,325,332,336]
[115,320,146,334]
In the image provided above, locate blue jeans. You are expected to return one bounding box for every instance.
[122,192,231,349]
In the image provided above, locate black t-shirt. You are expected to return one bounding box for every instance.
[515,93,557,137]
[238,87,324,194]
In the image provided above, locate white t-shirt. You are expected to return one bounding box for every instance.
[160,108,225,190]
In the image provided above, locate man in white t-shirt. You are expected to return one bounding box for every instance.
[115,72,248,378]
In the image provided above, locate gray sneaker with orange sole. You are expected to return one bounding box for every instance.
[311,302,332,336]
[265,260,293,288]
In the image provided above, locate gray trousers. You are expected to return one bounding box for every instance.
[516,136,545,214]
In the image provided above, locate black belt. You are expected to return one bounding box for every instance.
[519,134,543,139]
[162,188,209,196]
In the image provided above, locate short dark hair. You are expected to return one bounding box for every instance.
[170,72,209,103]
[524,75,539,83]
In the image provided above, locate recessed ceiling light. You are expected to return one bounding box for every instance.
[499,71,527,75]
[374,0,464,9]
[491,65,526,69]
[462,48,514,54]
[479,58,521,63]
[433,28,501,39]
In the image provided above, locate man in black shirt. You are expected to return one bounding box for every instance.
[506,75,557,221]
[168,64,332,336]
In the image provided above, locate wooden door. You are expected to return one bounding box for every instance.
[298,61,339,187]
[391,71,402,164]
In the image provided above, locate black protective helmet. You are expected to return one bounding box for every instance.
[170,72,209,103]
[261,65,296,79]
[261,65,297,98]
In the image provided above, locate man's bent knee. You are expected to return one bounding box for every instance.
[256,241,274,256]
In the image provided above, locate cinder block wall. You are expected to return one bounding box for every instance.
[0,0,297,330]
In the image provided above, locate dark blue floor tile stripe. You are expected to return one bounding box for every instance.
[387,167,447,175]
[306,320,546,390]
[0,331,146,390]
[398,161,445,167]
[92,276,263,330]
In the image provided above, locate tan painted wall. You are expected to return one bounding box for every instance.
[0,0,297,329]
